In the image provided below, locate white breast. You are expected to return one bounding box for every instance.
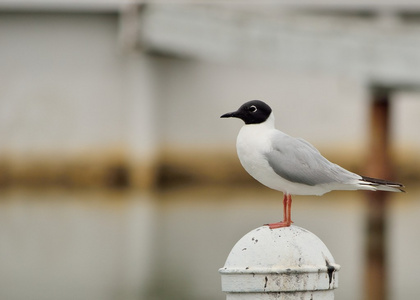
[236,115,288,192]
[235,114,331,195]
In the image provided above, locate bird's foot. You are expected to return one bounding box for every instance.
[265,220,293,229]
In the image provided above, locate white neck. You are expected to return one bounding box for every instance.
[237,112,276,145]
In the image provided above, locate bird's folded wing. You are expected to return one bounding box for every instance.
[265,134,359,186]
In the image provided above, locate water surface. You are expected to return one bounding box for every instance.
[0,185,417,300]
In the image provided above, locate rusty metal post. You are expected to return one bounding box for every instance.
[364,87,392,300]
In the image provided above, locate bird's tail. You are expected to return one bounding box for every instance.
[359,176,405,193]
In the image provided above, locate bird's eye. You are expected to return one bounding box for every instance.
[249,105,257,112]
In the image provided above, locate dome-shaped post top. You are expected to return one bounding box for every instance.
[219,225,340,299]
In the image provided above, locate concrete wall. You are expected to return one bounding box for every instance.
[0,13,125,155]
[0,12,159,187]
[0,7,419,188]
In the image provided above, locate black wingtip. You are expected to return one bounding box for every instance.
[361,175,405,192]
[361,175,403,186]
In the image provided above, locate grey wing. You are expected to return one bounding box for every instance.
[265,134,359,186]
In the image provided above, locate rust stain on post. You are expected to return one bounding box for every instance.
[364,87,392,300]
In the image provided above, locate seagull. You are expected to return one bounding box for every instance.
[221,100,404,229]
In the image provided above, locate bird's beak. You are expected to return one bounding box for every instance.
[220,111,236,118]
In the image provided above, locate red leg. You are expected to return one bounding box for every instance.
[286,194,292,223]
[267,193,293,229]
[282,193,287,220]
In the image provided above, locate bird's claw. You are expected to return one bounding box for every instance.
[264,220,293,229]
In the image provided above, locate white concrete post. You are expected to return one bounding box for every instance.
[219,225,340,300]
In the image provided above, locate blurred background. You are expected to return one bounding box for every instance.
[0,1,420,300]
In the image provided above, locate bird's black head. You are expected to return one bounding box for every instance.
[220,100,272,124]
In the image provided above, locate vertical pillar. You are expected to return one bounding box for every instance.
[364,86,392,300]
[122,52,159,189]
[119,5,159,189]
[220,226,340,300]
